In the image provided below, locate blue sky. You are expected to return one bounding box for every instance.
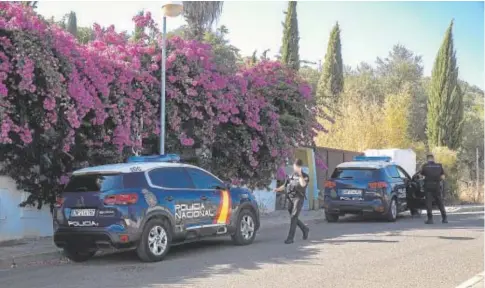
[36,1,484,89]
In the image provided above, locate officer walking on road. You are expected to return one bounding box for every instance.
[273,159,310,244]
[418,154,448,224]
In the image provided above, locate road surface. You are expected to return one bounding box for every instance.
[1,211,483,288]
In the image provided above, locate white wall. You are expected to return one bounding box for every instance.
[251,180,277,214]
[0,176,53,242]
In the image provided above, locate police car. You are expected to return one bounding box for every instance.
[322,156,416,222]
[53,154,260,263]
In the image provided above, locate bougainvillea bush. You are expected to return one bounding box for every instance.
[0,3,327,208]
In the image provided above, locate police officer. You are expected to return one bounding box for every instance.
[418,154,448,224]
[273,159,310,244]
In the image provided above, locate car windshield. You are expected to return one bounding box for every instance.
[64,174,123,192]
[331,168,378,180]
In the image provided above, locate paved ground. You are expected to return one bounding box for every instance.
[0,210,483,288]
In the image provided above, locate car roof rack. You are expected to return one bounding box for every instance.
[353,156,392,162]
[126,154,181,163]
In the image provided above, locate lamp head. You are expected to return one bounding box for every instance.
[162,1,183,17]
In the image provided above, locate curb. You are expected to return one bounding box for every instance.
[455,205,484,213]
[0,211,325,270]
[455,272,484,288]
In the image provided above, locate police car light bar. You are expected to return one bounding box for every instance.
[127,154,181,163]
[353,156,392,162]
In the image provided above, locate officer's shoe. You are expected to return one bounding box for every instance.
[425,219,434,225]
[302,228,309,240]
[284,239,294,244]
[442,218,448,224]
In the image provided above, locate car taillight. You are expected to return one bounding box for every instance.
[324,181,336,188]
[55,196,64,208]
[104,194,139,205]
[368,182,387,189]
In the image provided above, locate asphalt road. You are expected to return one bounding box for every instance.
[1,211,483,288]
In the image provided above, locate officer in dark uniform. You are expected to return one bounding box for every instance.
[418,154,448,224]
[273,159,310,244]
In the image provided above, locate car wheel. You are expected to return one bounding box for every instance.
[63,246,96,263]
[386,198,398,222]
[136,218,172,262]
[231,209,257,246]
[325,212,339,223]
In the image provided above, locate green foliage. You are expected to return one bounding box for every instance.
[316,22,343,113]
[432,146,459,196]
[67,11,77,38]
[341,62,383,104]
[280,1,300,70]
[457,82,484,182]
[133,10,144,42]
[299,66,320,96]
[375,44,427,142]
[77,26,94,44]
[183,1,224,40]
[202,25,241,74]
[427,20,464,150]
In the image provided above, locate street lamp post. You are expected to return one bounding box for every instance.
[160,1,183,155]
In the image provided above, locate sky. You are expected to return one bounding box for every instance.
[36,1,485,89]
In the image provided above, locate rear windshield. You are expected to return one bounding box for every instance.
[331,168,379,180]
[64,174,123,192]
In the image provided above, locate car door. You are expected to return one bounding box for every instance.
[386,165,407,211]
[185,167,227,228]
[396,166,413,208]
[147,167,209,233]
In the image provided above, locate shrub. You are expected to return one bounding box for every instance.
[0,4,326,207]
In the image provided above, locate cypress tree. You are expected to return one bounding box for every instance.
[281,1,300,70]
[427,19,464,149]
[67,11,78,38]
[316,22,344,113]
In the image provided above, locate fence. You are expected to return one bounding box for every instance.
[274,147,362,210]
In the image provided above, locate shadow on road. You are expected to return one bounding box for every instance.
[2,212,482,288]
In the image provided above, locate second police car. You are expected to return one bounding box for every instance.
[53,154,260,263]
[322,156,420,222]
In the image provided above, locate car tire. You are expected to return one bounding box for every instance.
[386,197,398,222]
[325,212,339,223]
[231,209,257,246]
[136,218,172,262]
[63,247,96,263]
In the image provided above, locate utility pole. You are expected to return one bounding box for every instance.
[476,146,480,201]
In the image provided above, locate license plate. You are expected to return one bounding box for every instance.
[71,209,96,217]
[340,196,364,201]
[340,189,362,196]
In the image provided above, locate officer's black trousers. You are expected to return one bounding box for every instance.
[425,183,446,220]
[287,196,307,240]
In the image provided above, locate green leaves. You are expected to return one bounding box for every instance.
[280,1,300,71]
[427,19,463,150]
[316,22,343,115]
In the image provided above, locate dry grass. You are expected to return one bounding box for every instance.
[456,182,484,204]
